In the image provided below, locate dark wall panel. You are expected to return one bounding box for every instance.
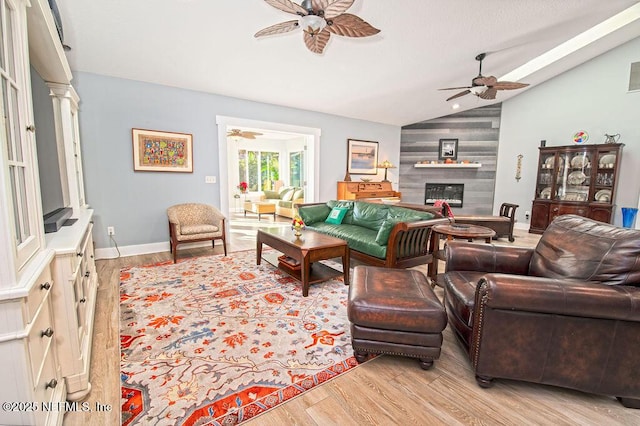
[399,104,501,215]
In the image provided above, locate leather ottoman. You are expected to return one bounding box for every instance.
[347,266,447,369]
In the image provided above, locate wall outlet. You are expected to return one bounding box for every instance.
[107,226,115,236]
[205,176,216,184]
[525,211,530,220]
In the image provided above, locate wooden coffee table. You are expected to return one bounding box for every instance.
[256,228,349,297]
[428,223,496,285]
[243,201,276,221]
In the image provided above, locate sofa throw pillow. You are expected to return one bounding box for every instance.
[280,188,295,201]
[292,189,304,200]
[263,190,280,199]
[375,218,402,245]
[327,200,354,224]
[325,207,349,224]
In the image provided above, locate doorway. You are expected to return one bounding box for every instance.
[216,116,321,238]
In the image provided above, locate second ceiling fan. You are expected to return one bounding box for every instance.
[439,53,529,102]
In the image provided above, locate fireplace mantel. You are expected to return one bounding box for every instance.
[414,163,482,168]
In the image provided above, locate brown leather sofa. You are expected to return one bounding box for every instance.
[443,214,640,408]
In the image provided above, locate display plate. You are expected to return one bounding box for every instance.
[570,155,590,168]
[599,154,616,168]
[567,171,586,185]
[595,189,611,202]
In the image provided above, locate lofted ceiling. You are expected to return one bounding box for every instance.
[56,0,640,126]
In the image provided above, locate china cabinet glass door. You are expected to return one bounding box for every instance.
[593,148,618,203]
[557,148,590,202]
[1,0,42,270]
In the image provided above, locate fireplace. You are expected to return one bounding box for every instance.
[424,183,464,208]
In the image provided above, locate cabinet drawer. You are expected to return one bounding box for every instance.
[27,299,55,386]
[69,226,94,277]
[33,345,61,417]
[26,266,53,323]
[356,191,395,198]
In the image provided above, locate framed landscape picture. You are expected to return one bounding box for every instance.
[132,128,193,172]
[347,139,378,175]
[439,138,458,160]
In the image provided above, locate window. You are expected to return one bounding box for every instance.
[289,151,304,188]
[1,0,41,268]
[238,149,280,191]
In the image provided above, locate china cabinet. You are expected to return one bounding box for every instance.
[529,143,623,233]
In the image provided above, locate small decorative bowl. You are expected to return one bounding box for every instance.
[361,178,372,182]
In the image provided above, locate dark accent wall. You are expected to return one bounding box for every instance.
[399,104,501,215]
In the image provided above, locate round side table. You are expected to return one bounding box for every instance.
[429,223,496,287]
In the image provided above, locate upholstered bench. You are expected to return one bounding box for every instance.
[453,202,519,242]
[347,266,447,369]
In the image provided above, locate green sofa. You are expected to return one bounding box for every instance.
[297,200,449,269]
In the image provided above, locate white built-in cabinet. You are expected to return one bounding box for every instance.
[46,210,97,401]
[0,1,96,424]
[0,251,66,426]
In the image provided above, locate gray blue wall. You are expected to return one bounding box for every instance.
[73,72,400,252]
[496,36,640,227]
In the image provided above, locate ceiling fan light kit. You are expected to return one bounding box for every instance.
[255,0,380,54]
[439,53,529,102]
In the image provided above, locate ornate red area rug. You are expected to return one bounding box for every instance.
[120,250,358,425]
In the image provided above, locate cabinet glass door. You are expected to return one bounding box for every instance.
[557,149,590,202]
[536,152,555,199]
[593,148,618,203]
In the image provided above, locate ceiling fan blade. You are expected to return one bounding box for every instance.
[493,81,530,91]
[243,132,263,137]
[446,90,471,101]
[311,0,329,13]
[254,20,299,37]
[323,0,355,19]
[263,0,308,15]
[474,76,497,87]
[326,13,380,37]
[304,27,331,53]
[439,86,472,91]
[478,87,498,100]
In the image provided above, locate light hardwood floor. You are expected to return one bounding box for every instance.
[63,216,640,425]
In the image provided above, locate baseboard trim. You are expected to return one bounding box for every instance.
[94,241,212,260]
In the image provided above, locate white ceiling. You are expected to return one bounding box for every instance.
[56,0,640,126]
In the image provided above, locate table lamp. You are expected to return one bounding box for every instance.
[377,160,396,182]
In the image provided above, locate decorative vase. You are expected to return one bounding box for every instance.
[293,225,303,237]
[621,207,638,228]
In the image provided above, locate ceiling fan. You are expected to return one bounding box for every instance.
[227,129,263,139]
[439,53,529,101]
[255,0,380,54]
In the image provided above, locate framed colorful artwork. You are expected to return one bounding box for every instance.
[132,128,193,172]
[347,139,378,175]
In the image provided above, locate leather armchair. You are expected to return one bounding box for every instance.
[167,203,227,263]
[444,215,640,408]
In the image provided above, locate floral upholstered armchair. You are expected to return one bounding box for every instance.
[167,203,227,263]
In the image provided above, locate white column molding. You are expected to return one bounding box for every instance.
[47,83,85,214]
